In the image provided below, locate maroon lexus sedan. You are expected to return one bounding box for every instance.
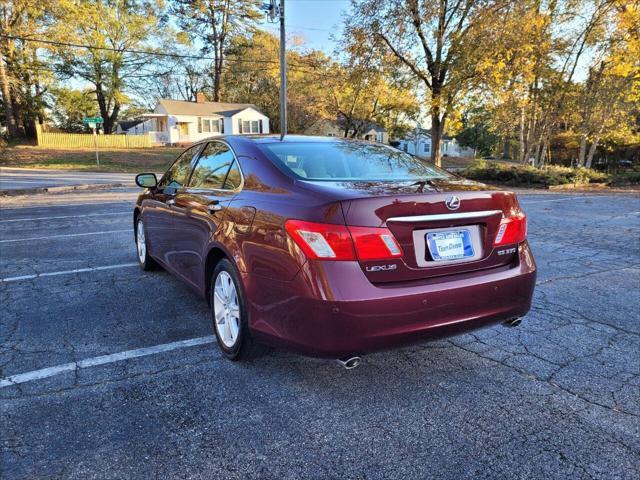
[133,136,536,367]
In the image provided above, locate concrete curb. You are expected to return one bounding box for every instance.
[548,182,609,190]
[0,182,126,197]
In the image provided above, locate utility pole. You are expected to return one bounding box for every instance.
[279,0,287,139]
[263,0,286,139]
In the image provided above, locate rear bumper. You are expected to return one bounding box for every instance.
[246,242,536,358]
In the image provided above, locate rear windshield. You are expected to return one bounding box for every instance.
[256,141,451,181]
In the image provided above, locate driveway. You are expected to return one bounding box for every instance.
[1,190,639,479]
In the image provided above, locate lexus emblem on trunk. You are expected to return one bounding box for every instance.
[445,196,461,210]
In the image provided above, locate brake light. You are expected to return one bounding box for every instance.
[348,226,403,260]
[494,212,527,246]
[285,220,355,260]
[284,220,403,261]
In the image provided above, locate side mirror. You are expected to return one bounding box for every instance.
[135,173,157,189]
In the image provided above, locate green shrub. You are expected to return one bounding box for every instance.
[462,162,612,187]
[611,171,640,186]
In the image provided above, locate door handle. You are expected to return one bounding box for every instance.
[166,199,176,206]
[207,201,222,213]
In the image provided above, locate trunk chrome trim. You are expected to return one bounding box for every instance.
[387,210,502,223]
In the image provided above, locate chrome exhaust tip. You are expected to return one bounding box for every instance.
[503,317,523,328]
[336,356,362,370]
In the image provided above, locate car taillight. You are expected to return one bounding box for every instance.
[494,212,527,246]
[348,226,403,260]
[284,220,402,261]
[285,220,355,260]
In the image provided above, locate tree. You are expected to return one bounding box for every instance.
[331,27,419,139]
[456,112,500,158]
[48,86,98,132]
[458,0,636,167]
[575,2,640,167]
[135,57,209,109]
[223,30,334,133]
[53,0,165,133]
[222,30,418,136]
[345,0,508,166]
[0,0,57,138]
[171,0,262,102]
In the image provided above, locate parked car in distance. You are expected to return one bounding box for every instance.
[133,136,536,365]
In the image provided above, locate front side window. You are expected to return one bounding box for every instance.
[158,145,201,192]
[189,142,238,190]
[257,141,451,182]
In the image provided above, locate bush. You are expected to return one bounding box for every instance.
[462,161,611,187]
[611,170,640,186]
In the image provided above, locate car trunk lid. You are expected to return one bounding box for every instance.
[339,182,522,284]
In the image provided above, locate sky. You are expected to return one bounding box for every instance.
[258,0,351,54]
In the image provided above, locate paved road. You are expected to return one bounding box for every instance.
[0,167,135,191]
[1,190,639,479]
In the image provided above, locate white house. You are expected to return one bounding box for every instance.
[394,128,473,158]
[116,93,270,145]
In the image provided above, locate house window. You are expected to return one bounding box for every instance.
[241,119,260,134]
[423,143,430,154]
[200,118,220,134]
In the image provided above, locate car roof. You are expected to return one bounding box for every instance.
[192,134,370,147]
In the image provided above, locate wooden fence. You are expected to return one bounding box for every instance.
[35,125,151,149]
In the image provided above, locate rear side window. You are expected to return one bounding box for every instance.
[257,142,451,182]
[190,142,240,190]
[224,162,242,190]
[158,145,201,192]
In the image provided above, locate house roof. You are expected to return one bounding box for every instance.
[400,129,455,142]
[364,123,387,133]
[403,128,431,140]
[157,99,262,117]
[335,116,387,133]
[117,119,144,130]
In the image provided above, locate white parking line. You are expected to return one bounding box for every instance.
[0,336,215,389]
[0,263,138,282]
[0,229,130,243]
[0,211,130,223]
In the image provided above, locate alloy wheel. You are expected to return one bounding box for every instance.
[136,220,146,263]
[213,271,241,348]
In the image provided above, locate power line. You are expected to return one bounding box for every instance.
[0,33,356,80]
[0,34,317,69]
[15,59,348,81]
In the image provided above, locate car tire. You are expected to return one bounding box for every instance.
[135,217,159,271]
[210,259,261,361]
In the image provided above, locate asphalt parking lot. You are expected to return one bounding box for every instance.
[1,188,639,479]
